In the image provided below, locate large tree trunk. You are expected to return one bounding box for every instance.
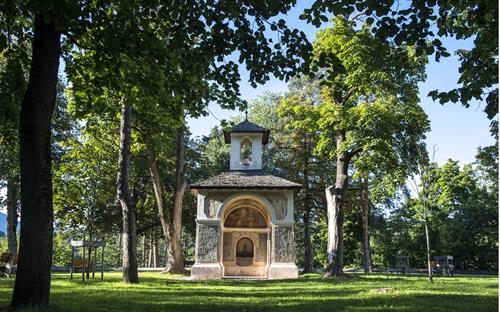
[361,172,373,273]
[302,146,314,274]
[11,15,61,309]
[165,127,187,273]
[424,218,433,283]
[6,177,18,255]
[117,103,139,283]
[324,133,349,277]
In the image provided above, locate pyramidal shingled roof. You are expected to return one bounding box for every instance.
[223,119,270,144]
[190,170,301,190]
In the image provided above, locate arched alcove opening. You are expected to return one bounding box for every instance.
[221,197,270,277]
[240,137,253,166]
[236,238,254,266]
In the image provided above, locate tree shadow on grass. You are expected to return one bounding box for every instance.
[44,288,498,312]
[0,274,497,312]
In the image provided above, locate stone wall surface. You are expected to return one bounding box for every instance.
[197,224,219,263]
[274,226,294,263]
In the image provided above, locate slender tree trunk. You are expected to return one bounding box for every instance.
[361,172,373,273]
[166,127,187,273]
[117,103,139,283]
[153,235,159,268]
[141,235,146,267]
[11,15,61,308]
[148,233,153,267]
[424,218,433,283]
[117,232,122,268]
[146,142,173,269]
[302,146,314,273]
[303,209,314,273]
[324,133,349,277]
[146,127,186,274]
[6,177,18,255]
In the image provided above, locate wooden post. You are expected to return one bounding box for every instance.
[86,246,92,279]
[92,246,97,279]
[82,245,86,281]
[70,246,74,280]
[101,246,104,281]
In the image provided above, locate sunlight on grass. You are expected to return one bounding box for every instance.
[0,272,497,311]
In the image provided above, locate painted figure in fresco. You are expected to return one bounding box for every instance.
[235,208,248,227]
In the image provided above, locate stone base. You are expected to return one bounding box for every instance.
[267,263,299,279]
[191,263,223,279]
[223,263,266,277]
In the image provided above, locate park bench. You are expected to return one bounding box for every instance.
[395,256,411,274]
[434,256,454,276]
[0,252,16,278]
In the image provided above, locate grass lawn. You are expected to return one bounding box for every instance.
[0,272,497,311]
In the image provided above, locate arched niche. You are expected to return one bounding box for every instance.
[236,237,254,266]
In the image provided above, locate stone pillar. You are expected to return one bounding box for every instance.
[191,221,223,279]
[268,224,299,279]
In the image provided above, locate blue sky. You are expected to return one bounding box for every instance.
[187,4,496,166]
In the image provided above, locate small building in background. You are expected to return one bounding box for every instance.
[190,118,301,279]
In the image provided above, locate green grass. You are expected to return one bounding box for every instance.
[0,272,497,311]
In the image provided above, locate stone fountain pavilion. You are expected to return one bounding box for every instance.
[190,118,301,279]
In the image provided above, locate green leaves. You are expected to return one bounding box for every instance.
[307,17,430,199]
[300,0,498,123]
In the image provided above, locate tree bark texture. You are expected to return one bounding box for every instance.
[324,132,349,277]
[11,15,61,308]
[361,172,373,273]
[6,177,18,255]
[117,103,139,283]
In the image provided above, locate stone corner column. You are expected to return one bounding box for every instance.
[191,220,223,280]
[268,224,299,279]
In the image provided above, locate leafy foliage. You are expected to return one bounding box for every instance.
[301,0,498,121]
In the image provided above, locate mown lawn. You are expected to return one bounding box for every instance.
[0,272,497,311]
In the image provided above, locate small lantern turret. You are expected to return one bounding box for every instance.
[223,116,269,171]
